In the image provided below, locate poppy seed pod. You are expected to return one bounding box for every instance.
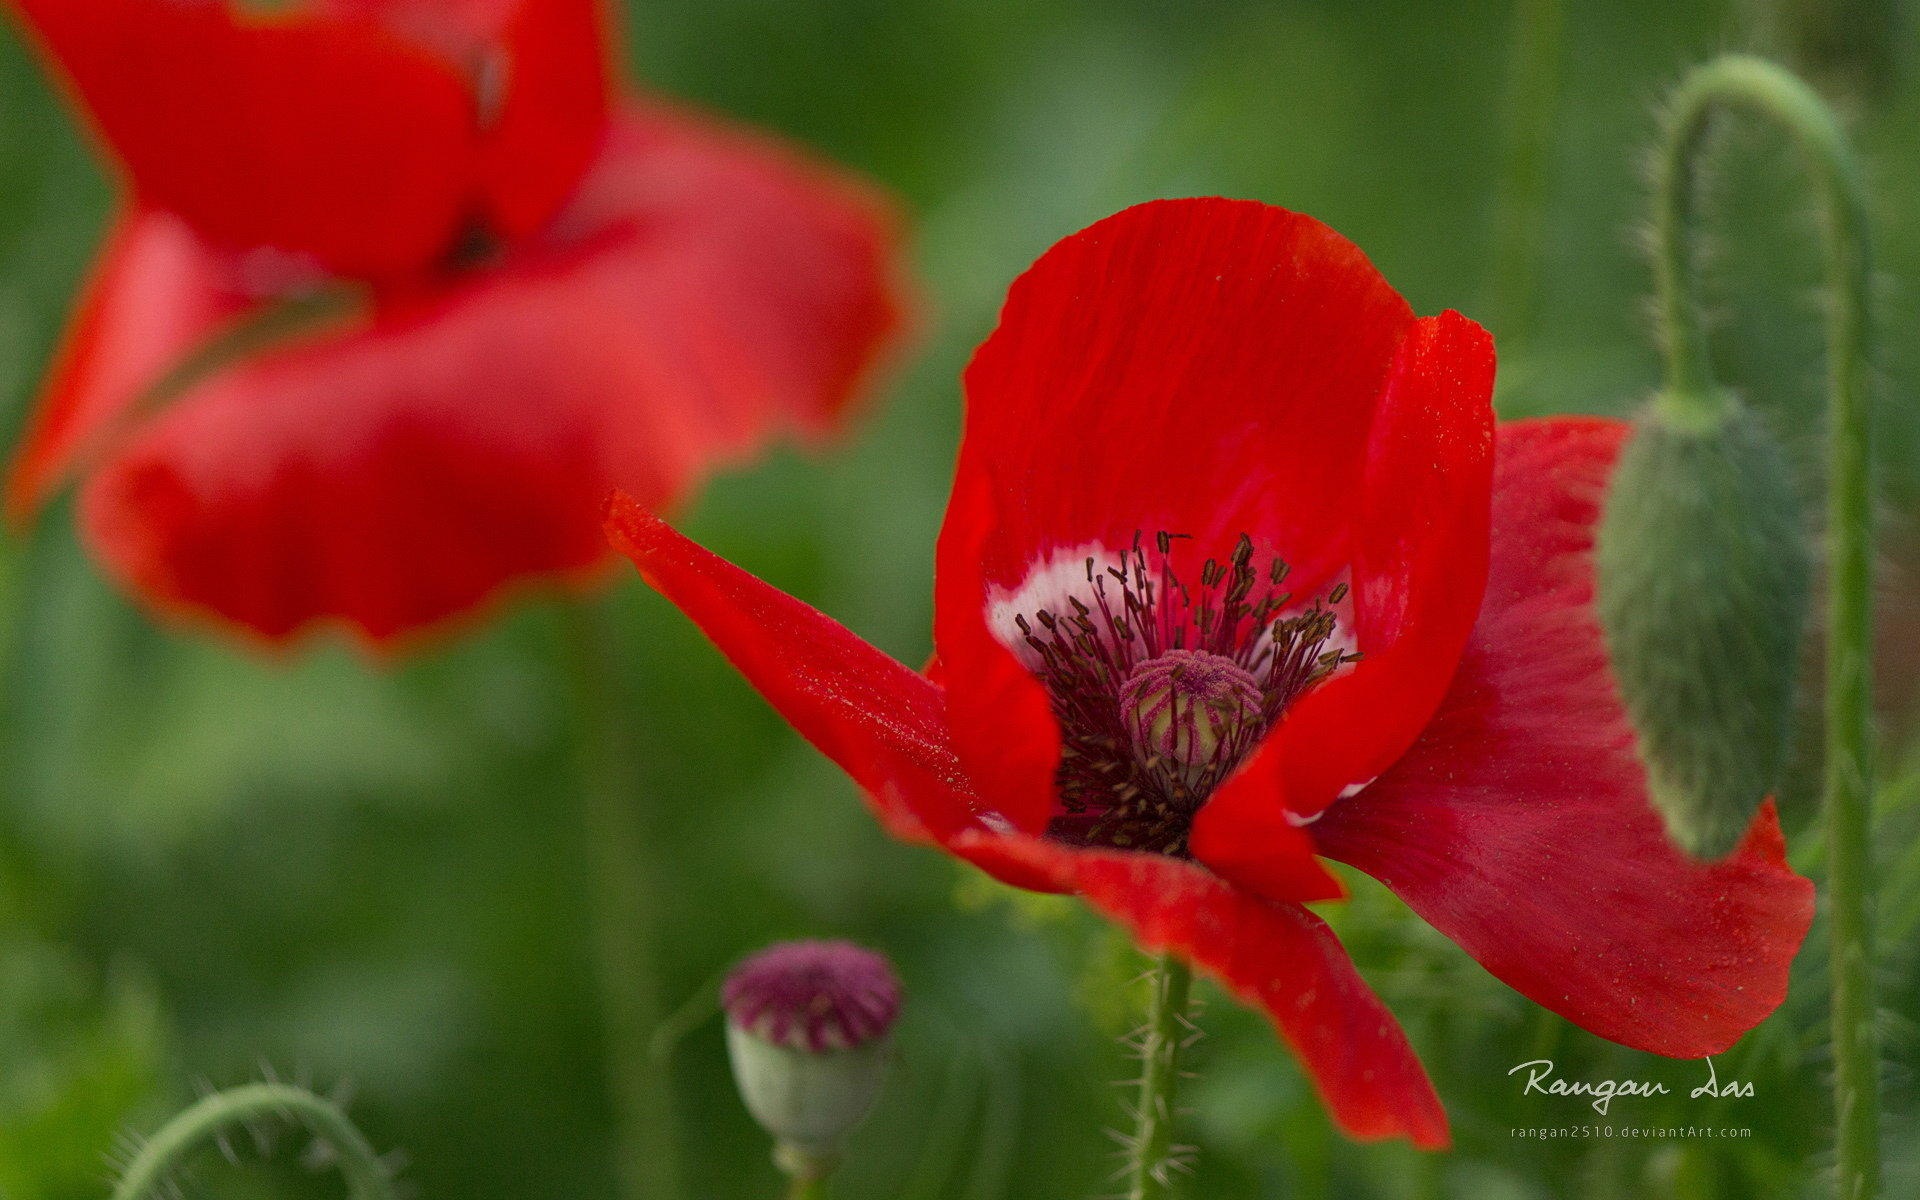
[1597,398,1811,859]
[722,941,902,1177]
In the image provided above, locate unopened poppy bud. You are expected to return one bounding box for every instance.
[1597,398,1810,859]
[722,940,902,1178]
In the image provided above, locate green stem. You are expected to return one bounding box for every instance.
[561,598,683,1200]
[786,1175,828,1200]
[10,290,359,518]
[1123,952,1194,1200]
[140,289,356,416]
[112,1083,396,1200]
[1651,54,1879,1199]
[1485,0,1567,342]
[0,532,33,931]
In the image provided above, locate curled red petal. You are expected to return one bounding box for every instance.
[1274,311,1496,816]
[1187,744,1346,904]
[67,101,905,645]
[1314,417,1815,1058]
[954,832,1448,1148]
[606,497,979,842]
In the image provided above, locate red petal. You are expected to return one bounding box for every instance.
[73,103,905,644]
[4,209,256,522]
[540,101,907,450]
[950,197,1412,588]
[1188,745,1347,903]
[936,199,1414,831]
[478,0,612,240]
[930,470,1061,835]
[323,0,614,241]
[1313,417,1815,1057]
[13,0,481,279]
[954,833,1448,1148]
[606,497,978,841]
[1273,311,1497,815]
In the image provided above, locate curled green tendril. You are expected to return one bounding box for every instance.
[1651,54,1880,1200]
[112,1083,398,1200]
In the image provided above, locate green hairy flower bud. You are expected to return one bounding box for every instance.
[1597,397,1811,859]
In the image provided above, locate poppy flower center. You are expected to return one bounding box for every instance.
[1120,649,1265,787]
[1005,531,1354,857]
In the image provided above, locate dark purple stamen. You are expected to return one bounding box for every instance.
[1012,531,1353,857]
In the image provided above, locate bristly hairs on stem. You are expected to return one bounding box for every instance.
[1650,53,1882,1199]
[1112,952,1198,1200]
[110,1081,401,1200]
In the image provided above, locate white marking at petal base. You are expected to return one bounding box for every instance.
[984,540,1117,668]
[1335,775,1378,801]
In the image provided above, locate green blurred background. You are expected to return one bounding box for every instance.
[2,1,1919,1197]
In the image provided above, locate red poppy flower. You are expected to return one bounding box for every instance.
[607,198,1815,1145]
[6,0,904,645]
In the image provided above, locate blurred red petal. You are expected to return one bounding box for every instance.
[5,209,257,523]
[606,498,979,841]
[1314,417,1815,1057]
[955,833,1448,1148]
[543,101,907,449]
[69,102,905,644]
[12,0,482,278]
[323,0,614,241]
[478,0,612,240]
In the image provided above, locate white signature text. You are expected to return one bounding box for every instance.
[1508,1057,1754,1116]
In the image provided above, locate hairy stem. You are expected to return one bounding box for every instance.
[112,1083,395,1200]
[1123,952,1194,1200]
[561,597,682,1200]
[1651,54,1879,1198]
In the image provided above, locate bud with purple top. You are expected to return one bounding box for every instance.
[722,940,902,1185]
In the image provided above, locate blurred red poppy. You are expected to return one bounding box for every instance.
[608,199,1815,1146]
[7,0,905,645]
